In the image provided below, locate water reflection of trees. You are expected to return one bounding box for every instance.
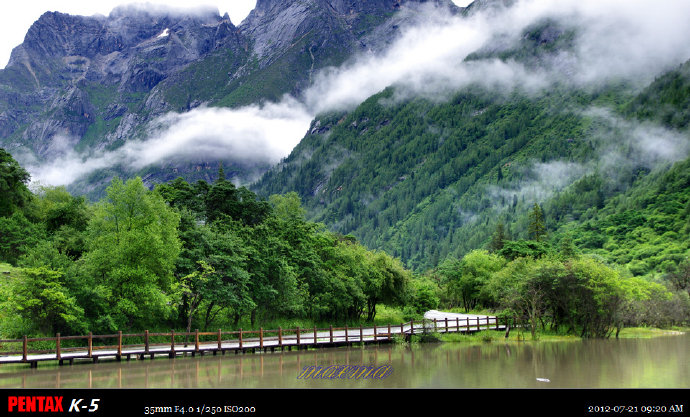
[0,335,687,388]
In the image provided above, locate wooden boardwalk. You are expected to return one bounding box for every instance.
[0,316,505,368]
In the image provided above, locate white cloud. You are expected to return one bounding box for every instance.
[28,99,312,186]
[488,160,589,207]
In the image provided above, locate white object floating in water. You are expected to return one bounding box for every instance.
[536,378,550,383]
[157,28,170,38]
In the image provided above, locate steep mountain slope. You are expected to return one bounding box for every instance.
[0,0,458,197]
[0,7,244,153]
[253,29,690,274]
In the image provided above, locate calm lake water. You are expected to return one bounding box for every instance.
[1,332,688,388]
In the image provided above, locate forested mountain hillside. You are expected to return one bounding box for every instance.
[254,48,690,275]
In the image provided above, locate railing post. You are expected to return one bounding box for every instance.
[22,335,27,362]
[144,330,149,354]
[345,325,349,344]
[495,317,499,331]
[477,317,480,331]
[117,331,122,359]
[374,325,378,342]
[456,318,459,332]
[296,327,300,347]
[400,322,404,336]
[359,324,363,342]
[56,333,61,361]
[313,326,317,345]
[466,318,470,332]
[88,332,93,358]
[329,325,333,343]
[387,323,391,339]
[239,328,243,349]
[195,329,199,352]
[434,318,437,332]
[171,330,175,355]
[259,328,264,349]
[278,327,283,347]
[410,320,414,335]
[218,329,222,350]
[445,318,448,333]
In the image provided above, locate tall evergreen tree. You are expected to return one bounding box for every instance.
[488,222,508,252]
[528,203,547,242]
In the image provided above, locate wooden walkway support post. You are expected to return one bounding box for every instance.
[313,326,317,345]
[466,318,470,332]
[456,318,459,332]
[218,329,222,350]
[117,331,122,359]
[278,327,283,347]
[434,318,437,332]
[259,328,263,349]
[374,325,377,342]
[144,330,149,354]
[88,332,93,358]
[56,333,61,361]
[329,325,333,343]
[195,329,199,352]
[239,328,243,349]
[476,317,480,331]
[410,320,414,335]
[359,325,363,343]
[345,326,348,344]
[296,327,300,347]
[171,330,175,355]
[22,336,27,362]
[445,318,448,333]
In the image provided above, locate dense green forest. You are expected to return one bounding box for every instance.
[0,153,413,337]
[1,147,687,340]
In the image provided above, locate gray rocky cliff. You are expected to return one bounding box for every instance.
[0,0,467,196]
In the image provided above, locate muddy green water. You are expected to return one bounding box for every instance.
[1,333,687,388]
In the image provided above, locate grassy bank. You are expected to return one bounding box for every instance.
[432,326,687,344]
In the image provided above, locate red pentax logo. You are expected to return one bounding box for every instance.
[8,396,64,412]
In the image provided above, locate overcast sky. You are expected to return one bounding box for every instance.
[0,1,475,68]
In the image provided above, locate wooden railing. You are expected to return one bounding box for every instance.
[0,316,505,366]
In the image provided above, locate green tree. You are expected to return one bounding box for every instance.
[363,251,410,320]
[498,239,550,261]
[567,257,627,338]
[488,222,509,252]
[528,203,547,242]
[665,260,690,295]
[0,148,32,218]
[488,257,553,339]
[81,177,180,330]
[0,212,44,265]
[6,267,87,336]
[177,261,214,334]
[440,250,504,313]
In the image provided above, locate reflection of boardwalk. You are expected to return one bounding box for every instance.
[0,314,505,368]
